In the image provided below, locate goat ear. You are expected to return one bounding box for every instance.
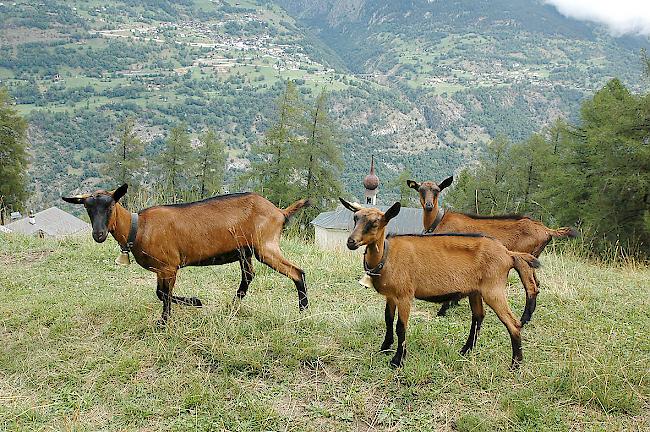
[439,176,453,190]
[62,194,89,204]
[383,202,401,222]
[339,197,362,212]
[112,184,128,202]
[406,180,420,190]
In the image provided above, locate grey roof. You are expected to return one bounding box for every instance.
[310,205,423,234]
[6,206,90,237]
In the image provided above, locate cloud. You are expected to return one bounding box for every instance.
[544,0,650,36]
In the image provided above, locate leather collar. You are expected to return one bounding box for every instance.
[120,213,138,253]
[364,240,389,277]
[424,207,445,233]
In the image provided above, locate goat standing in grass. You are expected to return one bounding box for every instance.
[340,198,540,369]
[407,177,577,321]
[63,184,310,324]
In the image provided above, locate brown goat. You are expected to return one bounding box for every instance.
[340,197,540,369]
[63,184,310,324]
[407,177,577,321]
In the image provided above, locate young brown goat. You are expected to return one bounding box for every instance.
[340,197,540,369]
[407,177,577,321]
[63,184,310,324]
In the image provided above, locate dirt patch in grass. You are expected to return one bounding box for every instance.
[0,249,53,265]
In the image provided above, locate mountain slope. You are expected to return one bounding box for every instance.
[1,0,648,209]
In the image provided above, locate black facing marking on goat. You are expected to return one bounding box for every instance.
[362,220,378,234]
[391,318,407,367]
[157,192,252,209]
[381,302,395,351]
[460,212,528,220]
[189,249,242,267]
[296,270,308,311]
[387,232,486,239]
[417,292,464,303]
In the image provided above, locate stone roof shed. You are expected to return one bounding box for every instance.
[5,206,90,238]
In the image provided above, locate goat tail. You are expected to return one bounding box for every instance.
[509,251,541,326]
[509,251,541,269]
[549,226,579,239]
[282,198,311,222]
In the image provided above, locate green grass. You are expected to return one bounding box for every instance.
[0,235,648,430]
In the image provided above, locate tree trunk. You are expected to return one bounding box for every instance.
[524,161,533,207]
[306,103,320,193]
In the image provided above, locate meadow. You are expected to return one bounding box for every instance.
[0,234,648,431]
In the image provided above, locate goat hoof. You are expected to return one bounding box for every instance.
[380,343,393,354]
[191,297,203,307]
[390,350,406,368]
[510,357,523,371]
[459,346,471,356]
[229,298,243,315]
[156,318,168,327]
[299,302,309,312]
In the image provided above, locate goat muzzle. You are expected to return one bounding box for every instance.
[93,231,108,243]
[347,238,359,250]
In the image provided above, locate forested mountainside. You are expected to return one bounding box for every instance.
[1,0,648,208]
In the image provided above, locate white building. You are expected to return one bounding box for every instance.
[310,156,423,251]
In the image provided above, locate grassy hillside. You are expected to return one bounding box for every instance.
[1,234,648,430]
[2,0,649,210]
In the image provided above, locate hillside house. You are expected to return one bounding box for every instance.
[5,206,90,238]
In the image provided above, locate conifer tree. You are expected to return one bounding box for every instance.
[196,129,226,198]
[507,133,552,214]
[240,80,303,206]
[0,86,29,220]
[446,79,650,256]
[390,169,417,207]
[103,117,144,189]
[299,89,344,218]
[158,124,193,200]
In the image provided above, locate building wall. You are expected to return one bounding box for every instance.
[314,226,354,251]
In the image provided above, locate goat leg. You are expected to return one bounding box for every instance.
[390,300,410,368]
[460,293,485,355]
[380,299,396,352]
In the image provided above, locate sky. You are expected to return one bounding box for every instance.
[544,0,650,36]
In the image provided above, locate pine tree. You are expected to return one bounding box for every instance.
[298,89,344,218]
[158,124,193,200]
[550,79,650,253]
[507,133,552,215]
[0,86,29,220]
[196,129,226,198]
[390,169,417,207]
[103,117,144,189]
[447,79,650,257]
[484,134,511,186]
[240,80,303,206]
